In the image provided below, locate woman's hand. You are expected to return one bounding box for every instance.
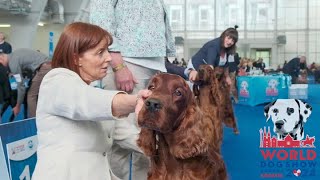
[135,89,152,119]
[188,70,198,82]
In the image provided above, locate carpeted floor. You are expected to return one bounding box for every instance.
[222,84,320,180]
[1,85,319,180]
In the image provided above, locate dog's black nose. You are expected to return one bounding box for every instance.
[145,98,162,112]
[275,121,284,129]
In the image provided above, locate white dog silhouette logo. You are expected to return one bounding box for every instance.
[264,99,312,140]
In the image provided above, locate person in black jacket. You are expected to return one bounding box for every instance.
[0,64,10,123]
[184,26,239,85]
[283,56,306,84]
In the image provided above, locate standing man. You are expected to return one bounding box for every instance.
[0,49,51,118]
[0,32,12,54]
[90,0,176,179]
[283,56,307,84]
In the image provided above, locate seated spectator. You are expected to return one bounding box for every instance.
[238,58,253,75]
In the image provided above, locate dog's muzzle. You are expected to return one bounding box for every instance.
[145,98,163,112]
[275,120,284,129]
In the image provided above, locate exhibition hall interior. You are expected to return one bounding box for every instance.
[0,0,319,180]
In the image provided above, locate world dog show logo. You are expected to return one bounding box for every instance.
[259,99,316,178]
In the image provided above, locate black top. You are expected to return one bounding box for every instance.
[228,53,240,73]
[0,41,12,54]
[282,58,300,77]
[0,64,10,103]
[191,37,230,70]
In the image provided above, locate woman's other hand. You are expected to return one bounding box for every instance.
[135,89,152,119]
[188,70,198,82]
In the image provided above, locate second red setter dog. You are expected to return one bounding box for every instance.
[137,73,227,180]
[194,65,239,135]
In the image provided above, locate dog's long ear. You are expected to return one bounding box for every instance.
[295,99,312,123]
[137,129,157,157]
[193,84,200,97]
[169,105,209,159]
[264,100,276,121]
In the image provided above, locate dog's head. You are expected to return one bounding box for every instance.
[138,73,195,133]
[264,99,312,135]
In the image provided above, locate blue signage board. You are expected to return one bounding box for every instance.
[49,31,54,58]
[0,118,37,180]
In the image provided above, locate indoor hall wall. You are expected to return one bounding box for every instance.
[33,24,64,55]
[0,24,64,56]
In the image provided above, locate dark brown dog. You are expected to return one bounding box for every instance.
[137,73,226,180]
[193,65,225,152]
[214,67,239,134]
[194,66,239,135]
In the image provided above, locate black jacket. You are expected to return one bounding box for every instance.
[0,64,10,103]
[191,37,230,70]
[282,58,300,77]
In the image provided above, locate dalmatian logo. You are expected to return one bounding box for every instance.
[264,99,312,140]
[239,81,249,97]
[266,79,279,96]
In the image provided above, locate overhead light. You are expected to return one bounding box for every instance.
[0,23,44,27]
[0,24,11,28]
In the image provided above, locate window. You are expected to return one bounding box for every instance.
[169,5,183,30]
[199,6,210,29]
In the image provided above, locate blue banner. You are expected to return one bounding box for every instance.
[0,118,37,180]
[237,74,290,106]
[49,31,54,58]
[0,138,10,180]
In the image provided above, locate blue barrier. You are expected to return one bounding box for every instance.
[0,118,37,180]
[237,74,290,106]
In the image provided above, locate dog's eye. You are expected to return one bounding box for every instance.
[174,90,182,96]
[304,110,308,114]
[148,85,155,90]
[306,104,311,109]
[287,108,294,114]
[273,108,278,113]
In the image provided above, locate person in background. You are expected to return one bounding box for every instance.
[32,22,151,180]
[0,32,12,54]
[0,63,10,123]
[185,25,239,85]
[172,57,179,65]
[0,49,51,118]
[165,57,188,79]
[181,58,187,67]
[90,1,176,179]
[253,57,266,72]
[282,56,307,84]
